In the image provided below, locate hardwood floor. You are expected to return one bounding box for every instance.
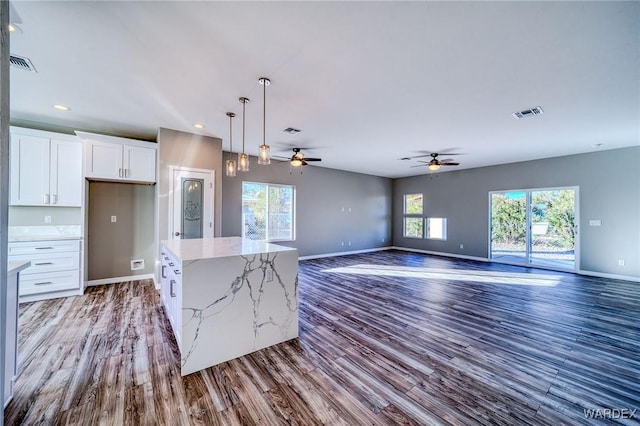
[5,250,639,425]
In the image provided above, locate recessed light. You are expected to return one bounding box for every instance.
[193,123,205,129]
[53,104,71,111]
[8,24,22,34]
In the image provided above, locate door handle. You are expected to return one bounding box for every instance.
[34,262,54,266]
[161,265,166,278]
[44,193,50,204]
[52,194,57,204]
[119,168,123,177]
[125,169,129,178]
[170,279,176,297]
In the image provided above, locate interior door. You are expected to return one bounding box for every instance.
[171,168,214,240]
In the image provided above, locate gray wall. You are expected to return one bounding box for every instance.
[87,182,155,280]
[157,128,223,241]
[221,155,392,257]
[9,206,81,226]
[393,146,640,278]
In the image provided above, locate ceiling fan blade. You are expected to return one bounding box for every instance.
[438,158,455,163]
[302,158,322,161]
[441,162,460,166]
[410,164,427,168]
[416,160,429,164]
[272,155,290,160]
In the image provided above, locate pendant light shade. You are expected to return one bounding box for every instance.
[225,112,236,177]
[238,97,250,172]
[258,77,271,165]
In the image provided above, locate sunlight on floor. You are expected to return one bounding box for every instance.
[322,264,563,287]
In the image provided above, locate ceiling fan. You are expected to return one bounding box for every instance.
[283,148,322,167]
[411,153,460,171]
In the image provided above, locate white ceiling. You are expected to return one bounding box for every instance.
[9,1,639,178]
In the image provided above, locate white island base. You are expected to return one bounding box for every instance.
[161,237,298,376]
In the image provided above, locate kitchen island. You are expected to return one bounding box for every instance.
[160,237,298,376]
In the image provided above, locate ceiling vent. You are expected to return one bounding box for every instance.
[512,106,543,119]
[282,127,301,134]
[10,54,37,73]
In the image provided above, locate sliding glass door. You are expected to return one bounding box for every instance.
[490,187,577,270]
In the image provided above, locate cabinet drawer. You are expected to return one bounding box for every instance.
[8,251,80,275]
[8,240,80,255]
[19,270,80,296]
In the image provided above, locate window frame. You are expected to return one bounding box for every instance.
[426,217,447,240]
[241,181,296,242]
[403,193,424,238]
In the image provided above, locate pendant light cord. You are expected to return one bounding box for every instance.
[242,99,246,153]
[262,81,266,146]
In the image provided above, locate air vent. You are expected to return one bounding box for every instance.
[282,127,301,134]
[512,106,543,119]
[9,54,37,73]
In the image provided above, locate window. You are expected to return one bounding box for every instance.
[242,182,295,241]
[403,193,423,238]
[426,217,447,240]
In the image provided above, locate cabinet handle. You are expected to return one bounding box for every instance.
[34,262,54,266]
[52,194,57,204]
[44,194,50,204]
[125,169,129,178]
[35,247,54,250]
[34,281,53,286]
[161,265,166,278]
[170,279,176,297]
[119,168,123,177]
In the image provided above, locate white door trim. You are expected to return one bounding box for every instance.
[168,166,214,240]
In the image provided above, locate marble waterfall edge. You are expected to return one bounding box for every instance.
[180,250,298,375]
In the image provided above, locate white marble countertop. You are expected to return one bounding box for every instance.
[162,237,297,261]
[8,225,82,242]
[8,261,31,275]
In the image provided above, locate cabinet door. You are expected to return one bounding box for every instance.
[10,134,50,206]
[124,145,156,183]
[85,140,123,180]
[50,139,82,206]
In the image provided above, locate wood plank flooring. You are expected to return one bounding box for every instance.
[5,250,640,425]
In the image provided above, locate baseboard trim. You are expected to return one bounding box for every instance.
[87,273,155,287]
[390,246,488,263]
[299,246,392,261]
[576,269,640,283]
[392,246,640,282]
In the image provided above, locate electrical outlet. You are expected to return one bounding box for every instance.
[460,244,464,249]
[130,259,145,270]
[44,216,52,224]
[111,216,117,223]
[618,259,625,267]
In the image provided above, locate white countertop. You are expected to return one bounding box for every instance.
[162,237,297,261]
[8,261,31,275]
[8,225,82,242]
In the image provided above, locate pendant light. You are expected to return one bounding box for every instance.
[225,112,237,177]
[258,77,271,165]
[238,97,250,172]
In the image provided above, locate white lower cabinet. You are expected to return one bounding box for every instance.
[8,240,82,302]
[160,248,182,346]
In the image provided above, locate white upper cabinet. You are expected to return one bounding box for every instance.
[77,131,157,183]
[10,128,82,207]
